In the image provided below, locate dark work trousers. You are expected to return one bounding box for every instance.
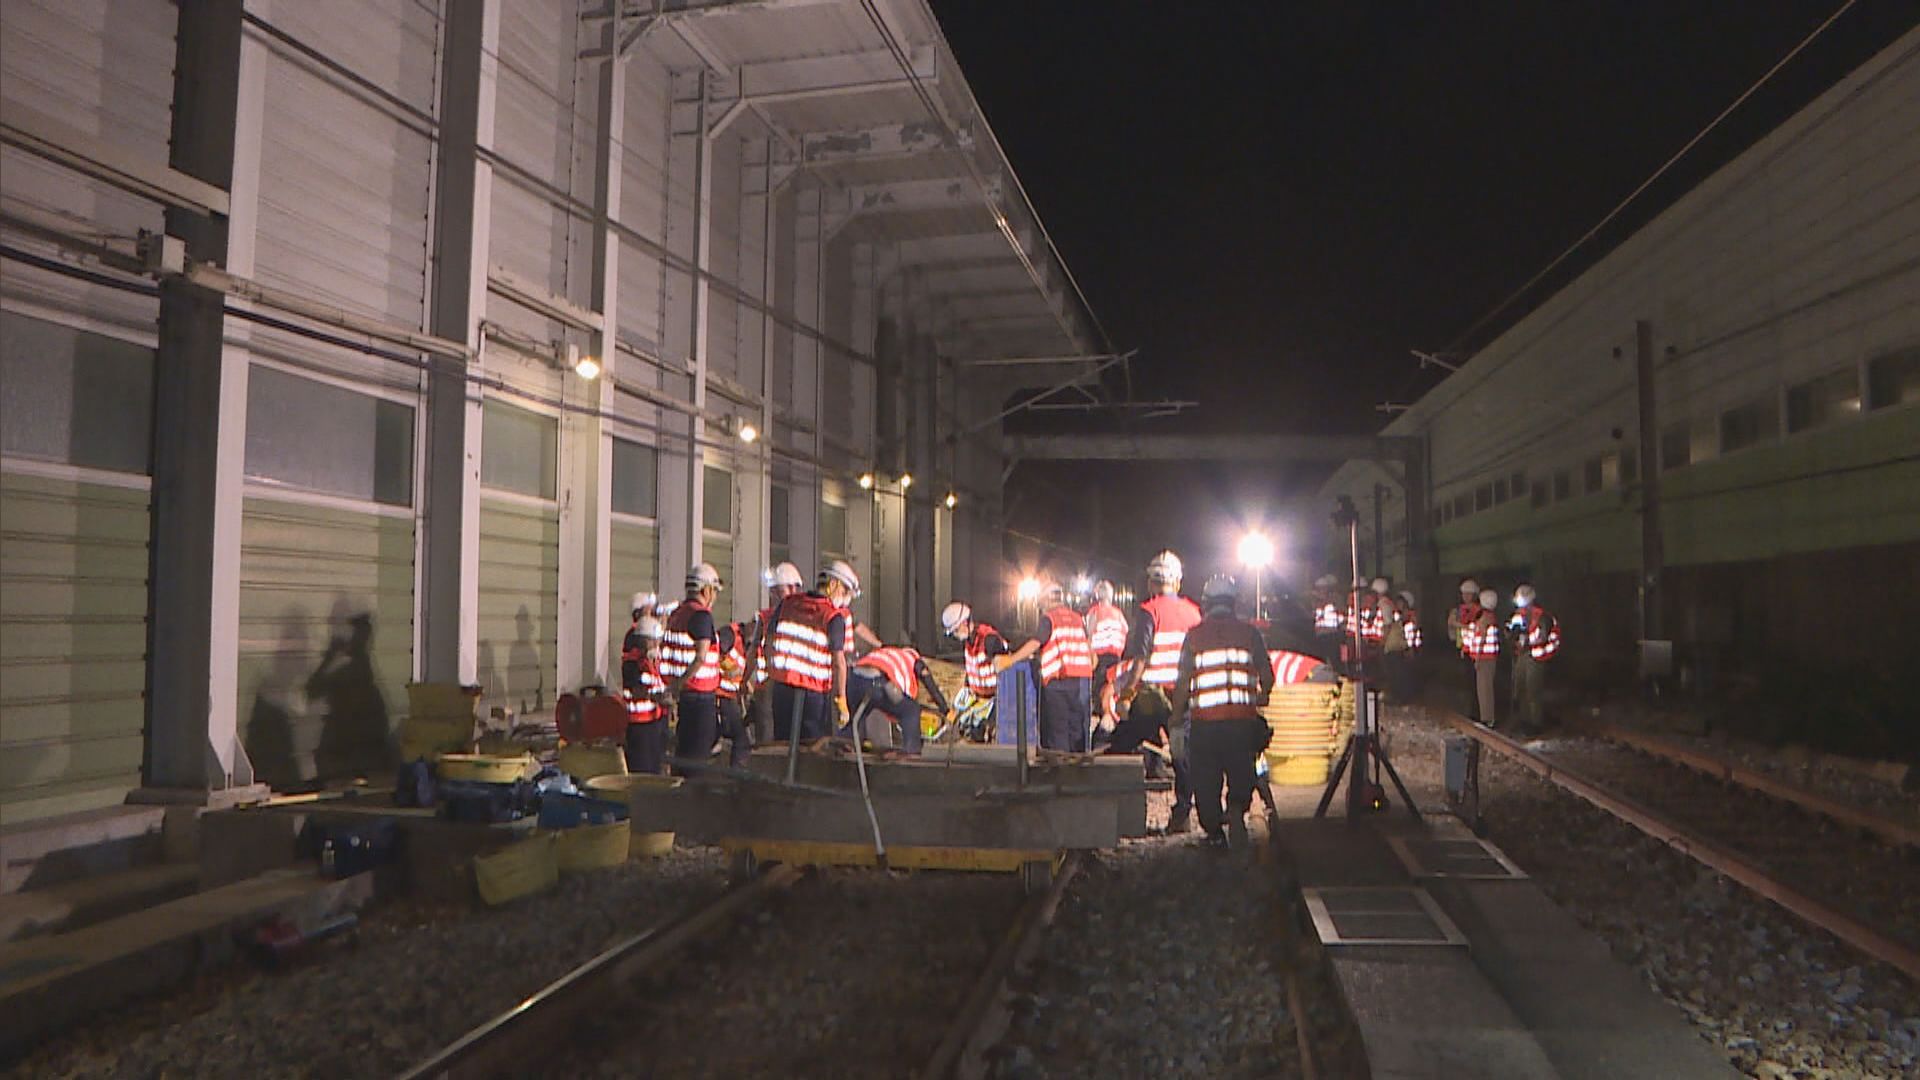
[771,682,832,743]
[1038,677,1090,752]
[1090,655,1120,726]
[749,684,774,743]
[844,670,924,754]
[1191,718,1266,839]
[717,694,751,767]
[673,692,718,773]
[1461,655,1481,720]
[624,721,666,776]
[1105,693,1188,813]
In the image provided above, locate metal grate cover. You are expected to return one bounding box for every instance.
[1303,886,1468,947]
[1387,835,1528,881]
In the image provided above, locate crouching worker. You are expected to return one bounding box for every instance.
[1171,575,1275,850]
[619,603,669,774]
[843,646,950,755]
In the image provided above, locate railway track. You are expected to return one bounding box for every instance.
[398,856,1083,1080]
[1445,714,1920,982]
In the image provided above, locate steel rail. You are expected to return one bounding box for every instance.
[920,853,1084,1080]
[1587,724,1920,849]
[397,863,803,1080]
[1444,714,1920,983]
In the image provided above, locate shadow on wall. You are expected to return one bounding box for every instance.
[245,606,311,792]
[306,599,394,781]
[508,604,544,715]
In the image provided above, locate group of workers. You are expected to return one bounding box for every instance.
[614,544,1559,850]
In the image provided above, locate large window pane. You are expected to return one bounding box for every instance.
[1866,349,1919,411]
[702,465,732,533]
[769,484,790,546]
[820,501,848,555]
[611,438,657,517]
[0,310,153,474]
[246,366,414,505]
[481,401,556,498]
[1787,368,1861,433]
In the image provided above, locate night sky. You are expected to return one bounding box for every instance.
[932,1,1918,588]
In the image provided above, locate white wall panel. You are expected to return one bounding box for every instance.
[616,56,672,352]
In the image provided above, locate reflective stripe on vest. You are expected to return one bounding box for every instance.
[769,594,837,692]
[1357,596,1386,642]
[1522,609,1560,661]
[964,623,1001,697]
[717,624,747,697]
[1403,613,1422,651]
[1139,595,1202,687]
[856,646,920,699]
[625,666,664,724]
[661,602,720,692]
[1269,650,1324,685]
[1313,602,1343,631]
[1186,619,1262,721]
[1087,603,1128,656]
[1464,618,1501,660]
[1038,606,1094,684]
[752,607,773,687]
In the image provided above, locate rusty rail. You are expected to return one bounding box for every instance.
[398,864,803,1080]
[921,853,1083,1080]
[1444,714,1920,983]
[1589,724,1920,849]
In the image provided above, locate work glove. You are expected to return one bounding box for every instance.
[835,695,850,721]
[992,655,1014,673]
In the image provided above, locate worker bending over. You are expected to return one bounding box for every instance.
[1170,575,1276,850]
[767,560,860,743]
[1507,584,1560,734]
[747,562,805,742]
[619,601,669,774]
[1084,580,1129,737]
[942,601,1006,741]
[1004,581,1095,751]
[1113,550,1203,833]
[844,645,950,754]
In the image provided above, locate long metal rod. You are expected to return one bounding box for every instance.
[1445,713,1920,982]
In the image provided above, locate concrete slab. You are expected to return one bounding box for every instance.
[0,805,166,893]
[0,862,199,943]
[0,866,373,1058]
[1333,949,1560,1079]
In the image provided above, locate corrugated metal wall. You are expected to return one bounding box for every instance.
[0,472,150,822]
[235,497,414,789]
[608,518,658,680]
[478,498,559,717]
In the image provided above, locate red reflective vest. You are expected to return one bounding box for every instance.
[751,606,774,688]
[1463,611,1501,660]
[1403,609,1423,651]
[1517,607,1561,661]
[1138,594,1202,688]
[1269,650,1325,685]
[1086,602,1128,657]
[717,623,747,698]
[661,601,720,693]
[964,623,1002,698]
[1038,605,1094,684]
[768,593,839,692]
[625,662,665,724]
[1313,596,1343,632]
[1356,594,1386,643]
[856,646,922,698]
[1185,618,1264,722]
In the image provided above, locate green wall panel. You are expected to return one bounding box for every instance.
[236,497,414,789]
[607,519,658,681]
[479,497,558,716]
[0,470,150,824]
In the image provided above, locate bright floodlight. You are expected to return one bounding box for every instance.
[1073,574,1093,593]
[1016,576,1041,602]
[1238,531,1275,569]
[573,354,602,380]
[943,491,957,509]
[898,472,913,489]
[737,422,758,444]
[857,472,874,490]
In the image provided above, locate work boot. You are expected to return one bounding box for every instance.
[1228,818,1249,850]
[1204,831,1229,852]
[1166,809,1193,835]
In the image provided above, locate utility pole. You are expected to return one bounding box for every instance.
[1635,320,1664,646]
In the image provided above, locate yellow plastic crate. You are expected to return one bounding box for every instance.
[438,753,536,784]
[407,682,482,719]
[556,822,631,873]
[1265,752,1332,786]
[558,744,628,782]
[474,835,558,906]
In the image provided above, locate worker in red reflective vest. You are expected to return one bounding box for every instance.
[1171,575,1276,850]
[1383,588,1419,701]
[845,645,950,754]
[661,563,725,774]
[1269,649,1332,685]
[1508,584,1560,734]
[1112,549,1204,833]
[747,562,804,742]
[943,601,1007,701]
[767,560,859,743]
[1005,581,1095,752]
[1448,578,1482,721]
[714,617,753,767]
[1084,580,1129,737]
[619,610,669,775]
[1310,574,1344,638]
[1464,587,1502,728]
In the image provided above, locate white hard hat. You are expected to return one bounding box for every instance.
[1478,588,1499,608]
[1460,578,1480,597]
[1146,549,1183,585]
[773,562,803,588]
[1398,590,1416,608]
[820,559,861,598]
[1315,575,1337,588]
[630,591,657,616]
[685,562,724,591]
[1371,577,1390,595]
[1514,584,1537,606]
[1094,580,1115,604]
[941,601,971,637]
[636,615,664,641]
[1201,574,1239,604]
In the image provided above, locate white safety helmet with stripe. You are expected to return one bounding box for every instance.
[820,559,861,599]
[1371,577,1390,595]
[1479,588,1499,608]
[636,615,665,641]
[1398,590,1417,608]
[1201,573,1239,605]
[1459,578,1480,598]
[1146,549,1183,586]
[685,562,724,592]
[630,591,657,617]
[1094,580,1115,604]
[941,601,971,638]
[1514,584,1536,607]
[760,561,804,589]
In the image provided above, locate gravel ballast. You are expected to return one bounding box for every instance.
[1385,706,1920,1079]
[6,846,729,1080]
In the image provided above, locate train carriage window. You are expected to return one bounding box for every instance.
[1552,470,1571,501]
[1583,455,1604,494]
[1787,368,1861,433]
[1493,478,1509,504]
[1474,484,1492,511]
[1530,479,1548,508]
[1719,396,1779,454]
[1866,349,1919,411]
